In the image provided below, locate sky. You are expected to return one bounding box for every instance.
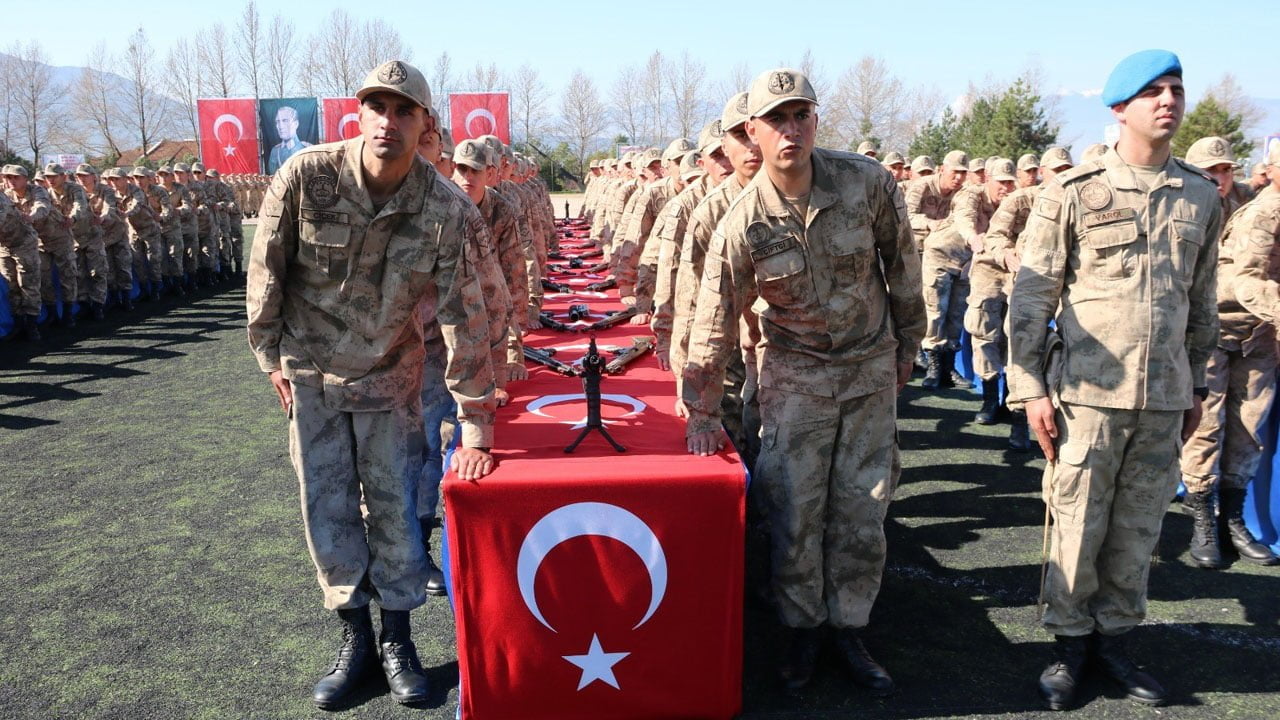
[10,0,1279,136]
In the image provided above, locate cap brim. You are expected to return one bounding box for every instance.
[700,139,724,156]
[749,96,817,118]
[993,173,1017,182]
[356,85,427,109]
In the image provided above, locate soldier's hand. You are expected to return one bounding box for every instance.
[620,295,636,307]
[687,430,725,456]
[451,447,495,480]
[1182,397,1203,443]
[968,233,984,254]
[1025,396,1058,462]
[494,388,510,407]
[628,312,650,325]
[268,370,293,416]
[524,320,542,333]
[896,359,913,392]
[507,363,528,382]
[656,349,670,371]
[1006,250,1021,273]
[673,398,688,418]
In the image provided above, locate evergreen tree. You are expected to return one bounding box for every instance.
[907,77,1058,162]
[1172,95,1253,161]
[907,106,957,161]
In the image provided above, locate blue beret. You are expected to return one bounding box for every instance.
[1102,49,1182,107]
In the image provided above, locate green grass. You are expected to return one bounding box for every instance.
[1,225,1277,719]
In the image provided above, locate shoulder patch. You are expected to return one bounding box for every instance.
[746,221,772,246]
[1056,161,1105,186]
[1078,180,1112,211]
[1034,196,1061,222]
[304,175,338,208]
[1254,208,1280,237]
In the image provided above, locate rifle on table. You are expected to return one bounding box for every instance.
[539,311,573,332]
[582,262,610,273]
[542,278,572,293]
[524,346,580,376]
[605,337,655,374]
[584,278,616,292]
[587,307,637,331]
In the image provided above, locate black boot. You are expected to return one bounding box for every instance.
[922,350,942,390]
[942,350,972,389]
[312,606,375,710]
[975,380,1001,424]
[21,315,41,342]
[1038,635,1088,711]
[420,520,447,597]
[1092,632,1166,706]
[91,302,105,321]
[44,303,61,326]
[1009,411,1031,452]
[779,626,822,692]
[62,301,77,327]
[1219,487,1279,565]
[120,291,134,311]
[833,628,896,697]
[914,348,929,372]
[379,609,430,704]
[1184,490,1224,569]
[170,277,186,297]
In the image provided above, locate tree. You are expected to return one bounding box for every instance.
[666,52,708,141]
[609,65,646,147]
[0,44,19,155]
[508,63,549,147]
[429,51,455,121]
[200,23,237,97]
[9,41,67,162]
[122,28,173,160]
[73,42,126,158]
[237,0,264,99]
[165,39,203,140]
[559,70,608,177]
[264,14,296,97]
[1172,95,1254,162]
[642,51,666,144]
[357,19,411,78]
[314,10,361,96]
[950,77,1058,159]
[908,106,958,161]
[468,62,501,92]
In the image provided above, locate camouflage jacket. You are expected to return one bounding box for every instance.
[48,182,93,245]
[84,182,126,246]
[928,183,997,272]
[651,174,713,353]
[146,183,179,233]
[904,174,957,249]
[7,185,73,250]
[166,182,199,235]
[614,176,678,294]
[1214,185,1280,357]
[0,191,38,251]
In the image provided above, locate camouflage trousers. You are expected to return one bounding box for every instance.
[181,232,199,274]
[1180,346,1276,494]
[525,242,543,326]
[230,216,244,266]
[1042,402,1182,637]
[922,262,968,350]
[963,293,1007,382]
[756,384,898,629]
[1,234,41,315]
[288,381,429,611]
[75,242,109,304]
[197,222,219,270]
[161,227,185,277]
[39,238,76,305]
[131,231,164,283]
[103,240,133,293]
[216,214,233,268]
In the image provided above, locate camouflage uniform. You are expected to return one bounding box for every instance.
[210,177,234,272]
[946,183,1002,379]
[82,176,132,296]
[652,174,713,360]
[494,178,536,324]
[8,184,77,308]
[478,187,530,368]
[49,177,108,306]
[189,176,220,272]
[146,181,185,284]
[904,173,957,254]
[165,177,200,279]
[115,180,163,287]
[247,138,495,610]
[615,175,678,303]
[1008,149,1221,637]
[920,182,979,352]
[0,192,41,318]
[683,148,925,629]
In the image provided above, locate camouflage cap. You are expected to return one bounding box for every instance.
[1081,143,1110,164]
[1185,136,1238,169]
[0,164,28,177]
[942,150,970,170]
[620,150,637,168]
[880,151,905,166]
[129,166,152,178]
[1253,161,1267,175]
[478,135,504,166]
[697,119,723,155]
[157,165,174,174]
[41,162,66,177]
[1039,146,1073,169]
[967,157,985,173]
[439,127,455,155]
[911,155,936,174]
[74,163,99,176]
[986,157,1017,182]
[356,59,431,110]
[191,162,206,172]
[722,92,750,132]
[605,158,618,169]
[747,68,818,118]
[1016,153,1038,171]
[679,151,704,181]
[856,140,879,156]
[662,137,696,163]
[501,144,514,161]
[173,162,191,173]
[636,147,662,170]
[207,168,220,177]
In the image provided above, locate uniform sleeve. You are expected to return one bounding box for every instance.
[465,208,512,390]
[680,224,751,436]
[985,193,1025,269]
[68,186,91,230]
[1007,180,1070,403]
[952,190,980,242]
[1228,203,1280,327]
[245,171,298,373]
[613,189,650,295]
[26,190,51,224]
[634,198,671,314]
[435,210,498,448]
[1185,200,1222,390]
[874,171,927,363]
[905,180,929,237]
[650,202,687,353]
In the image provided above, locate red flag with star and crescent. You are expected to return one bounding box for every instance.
[321,97,360,143]
[197,98,260,174]
[448,92,511,144]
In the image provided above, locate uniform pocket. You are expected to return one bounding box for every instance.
[1172,218,1204,284]
[1082,223,1139,280]
[298,219,351,276]
[753,245,811,306]
[828,225,873,257]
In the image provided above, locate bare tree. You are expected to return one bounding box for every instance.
[468,62,501,92]
[165,39,203,140]
[264,14,296,97]
[357,19,411,78]
[712,62,752,108]
[666,52,708,141]
[0,43,19,154]
[830,56,904,148]
[642,51,666,144]
[315,9,361,96]
[122,28,173,160]
[237,0,264,98]
[429,51,455,120]
[609,65,646,144]
[200,23,237,97]
[508,63,550,147]
[560,70,609,176]
[297,42,322,98]
[10,41,67,162]
[1205,73,1264,131]
[72,42,126,158]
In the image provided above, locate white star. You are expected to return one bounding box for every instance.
[562,634,629,691]
[223,144,237,157]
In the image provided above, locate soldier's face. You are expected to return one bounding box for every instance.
[47,174,65,189]
[968,170,985,185]
[417,128,442,164]
[940,167,966,191]
[359,92,428,161]
[1204,163,1234,197]
[159,174,174,188]
[1,176,19,191]
[452,164,487,204]
[988,178,1015,203]
[1112,76,1184,143]
[701,147,734,184]
[435,157,454,178]
[747,100,816,172]
[108,177,127,192]
[1041,165,1070,183]
[176,171,189,183]
[1017,168,1039,187]
[642,161,663,182]
[887,163,905,180]
[723,126,762,181]
[75,174,96,190]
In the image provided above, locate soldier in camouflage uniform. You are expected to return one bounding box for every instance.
[44,163,108,320]
[1009,50,1220,710]
[480,135,538,328]
[1185,135,1254,223]
[1249,161,1269,194]
[967,156,987,186]
[178,163,219,286]
[0,188,42,339]
[611,146,666,301]
[2,164,78,326]
[683,69,924,695]
[1017,154,1041,188]
[205,168,236,281]
[81,167,134,310]
[632,142,701,324]
[1177,141,1280,569]
[158,166,200,291]
[136,167,186,298]
[909,150,970,386]
[246,61,495,709]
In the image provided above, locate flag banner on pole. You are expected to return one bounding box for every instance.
[449,92,511,145]
[321,97,360,143]
[259,98,319,175]
[197,98,260,174]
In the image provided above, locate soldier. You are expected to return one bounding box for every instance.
[1249,161,1269,193]
[221,170,246,282]
[913,150,972,388]
[1177,141,1280,569]
[0,187,42,340]
[246,60,496,709]
[612,146,667,302]
[84,168,134,310]
[480,136,539,328]
[1017,153,1041,188]
[108,169,161,302]
[631,140,699,323]
[178,163,219,286]
[1009,50,1220,709]
[435,125,456,178]
[1185,135,1254,223]
[683,68,925,695]
[205,168,237,282]
[2,164,78,326]
[1080,142,1110,163]
[905,149,966,252]
[968,156,987,186]
[158,165,200,291]
[133,167,183,298]
[880,151,906,181]
[44,163,108,320]
[856,140,879,158]
[581,159,604,220]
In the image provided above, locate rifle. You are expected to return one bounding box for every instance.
[542,278,572,293]
[604,337,654,374]
[567,304,591,322]
[584,278,616,292]
[582,262,611,273]
[587,307,637,331]
[524,346,580,376]
[539,311,573,332]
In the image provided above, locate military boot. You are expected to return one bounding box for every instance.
[1092,632,1166,706]
[420,519,447,597]
[778,626,822,692]
[120,291,134,312]
[1219,487,1279,565]
[379,609,430,705]
[235,258,246,283]
[942,350,972,389]
[90,302,105,321]
[170,277,186,298]
[62,301,77,327]
[1038,634,1088,711]
[914,348,929,373]
[312,606,376,710]
[1184,490,1224,569]
[833,629,895,697]
[44,303,61,326]
[974,380,1001,424]
[921,350,943,390]
[1009,411,1031,452]
[21,315,41,342]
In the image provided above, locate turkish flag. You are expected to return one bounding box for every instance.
[197,98,260,174]
[321,97,360,143]
[444,235,745,719]
[449,92,510,144]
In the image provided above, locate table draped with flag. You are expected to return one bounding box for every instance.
[443,218,745,719]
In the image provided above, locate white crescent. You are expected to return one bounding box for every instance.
[517,502,668,632]
[545,291,608,300]
[465,108,497,137]
[526,393,646,429]
[212,113,243,143]
[338,112,360,139]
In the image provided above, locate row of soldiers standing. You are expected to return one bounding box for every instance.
[0,161,246,341]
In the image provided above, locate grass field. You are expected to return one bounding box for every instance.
[2,225,1278,719]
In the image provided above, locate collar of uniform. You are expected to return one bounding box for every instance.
[754,149,841,221]
[1101,145,1181,191]
[336,136,427,218]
